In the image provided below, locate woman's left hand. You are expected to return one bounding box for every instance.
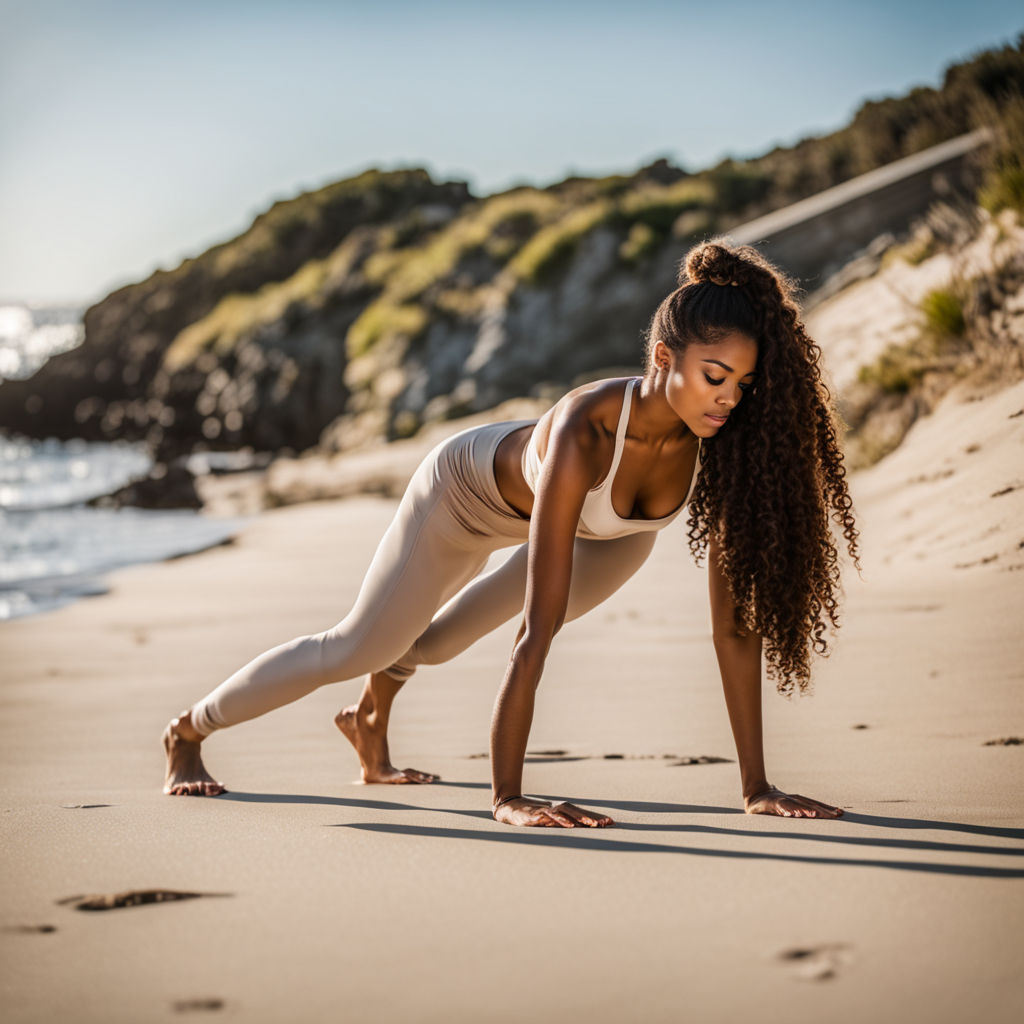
[744,785,843,818]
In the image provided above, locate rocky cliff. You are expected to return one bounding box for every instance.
[0,168,472,455]
[1,39,1019,461]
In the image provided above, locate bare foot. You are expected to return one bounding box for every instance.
[162,715,226,796]
[334,705,439,784]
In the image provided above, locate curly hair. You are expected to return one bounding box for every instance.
[646,240,860,694]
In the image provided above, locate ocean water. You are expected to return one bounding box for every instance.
[0,303,248,621]
[0,302,84,381]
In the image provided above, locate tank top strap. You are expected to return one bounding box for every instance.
[595,378,636,492]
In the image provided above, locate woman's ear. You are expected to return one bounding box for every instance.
[652,340,674,373]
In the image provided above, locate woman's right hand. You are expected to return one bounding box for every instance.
[492,796,614,828]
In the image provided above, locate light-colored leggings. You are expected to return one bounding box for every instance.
[190,420,657,737]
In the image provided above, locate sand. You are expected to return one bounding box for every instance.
[2,376,1023,1023]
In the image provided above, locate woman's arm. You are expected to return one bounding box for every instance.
[490,411,613,828]
[709,533,843,818]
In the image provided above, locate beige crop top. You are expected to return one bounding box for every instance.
[521,377,702,540]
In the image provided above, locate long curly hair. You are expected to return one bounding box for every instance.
[645,240,859,694]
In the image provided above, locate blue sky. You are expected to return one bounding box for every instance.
[1,0,1021,303]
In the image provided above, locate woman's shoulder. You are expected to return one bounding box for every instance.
[554,376,633,429]
[536,376,633,456]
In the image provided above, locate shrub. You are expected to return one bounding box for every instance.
[346,302,428,359]
[977,91,1024,215]
[619,222,660,265]
[857,346,926,395]
[508,200,615,284]
[619,179,713,233]
[921,287,966,338]
[163,259,328,371]
[706,160,772,215]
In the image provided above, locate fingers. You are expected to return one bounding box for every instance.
[788,794,843,818]
[530,802,613,828]
[554,802,614,827]
[746,790,843,818]
[168,781,226,796]
[495,799,614,828]
[775,794,843,819]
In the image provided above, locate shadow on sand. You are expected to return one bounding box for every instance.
[220,789,1023,877]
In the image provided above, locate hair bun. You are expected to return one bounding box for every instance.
[680,241,751,289]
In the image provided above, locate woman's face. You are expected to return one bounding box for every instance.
[655,332,758,437]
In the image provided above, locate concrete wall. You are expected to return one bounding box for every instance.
[729,130,990,288]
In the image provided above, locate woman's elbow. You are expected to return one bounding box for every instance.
[712,625,762,651]
[511,626,557,679]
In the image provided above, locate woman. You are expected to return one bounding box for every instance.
[163,240,859,828]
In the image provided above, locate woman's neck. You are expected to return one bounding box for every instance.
[631,374,694,446]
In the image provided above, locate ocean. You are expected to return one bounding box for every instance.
[0,303,247,621]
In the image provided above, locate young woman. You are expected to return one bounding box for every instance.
[163,240,859,828]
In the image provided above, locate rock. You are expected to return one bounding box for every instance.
[87,462,202,510]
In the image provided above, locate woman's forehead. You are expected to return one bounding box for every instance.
[687,333,758,372]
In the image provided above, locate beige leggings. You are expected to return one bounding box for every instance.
[190,420,657,736]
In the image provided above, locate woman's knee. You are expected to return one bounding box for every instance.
[308,625,376,685]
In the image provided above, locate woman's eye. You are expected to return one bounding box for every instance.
[739,382,752,392]
[704,374,724,386]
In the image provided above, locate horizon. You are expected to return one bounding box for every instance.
[1,0,1021,305]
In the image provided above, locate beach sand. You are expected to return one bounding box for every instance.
[2,381,1023,1023]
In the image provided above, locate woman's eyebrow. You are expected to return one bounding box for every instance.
[702,359,756,377]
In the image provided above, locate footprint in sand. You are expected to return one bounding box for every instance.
[778,943,853,981]
[172,998,225,1014]
[3,924,57,934]
[955,554,999,569]
[58,890,231,912]
[666,755,732,766]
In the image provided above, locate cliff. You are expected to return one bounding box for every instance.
[1,38,1020,461]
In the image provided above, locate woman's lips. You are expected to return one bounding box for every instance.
[705,413,728,425]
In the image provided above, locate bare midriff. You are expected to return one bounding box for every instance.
[493,424,537,519]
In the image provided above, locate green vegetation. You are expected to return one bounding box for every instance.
[158,37,1024,386]
[978,93,1024,214]
[164,258,329,371]
[346,302,430,359]
[856,343,929,395]
[619,179,712,231]
[715,37,1024,220]
[508,200,615,283]
[619,222,660,265]
[856,285,967,396]
[345,189,559,357]
[921,287,966,338]
[881,234,935,268]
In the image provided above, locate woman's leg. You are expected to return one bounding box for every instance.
[344,531,657,726]
[163,422,530,795]
[332,532,656,787]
